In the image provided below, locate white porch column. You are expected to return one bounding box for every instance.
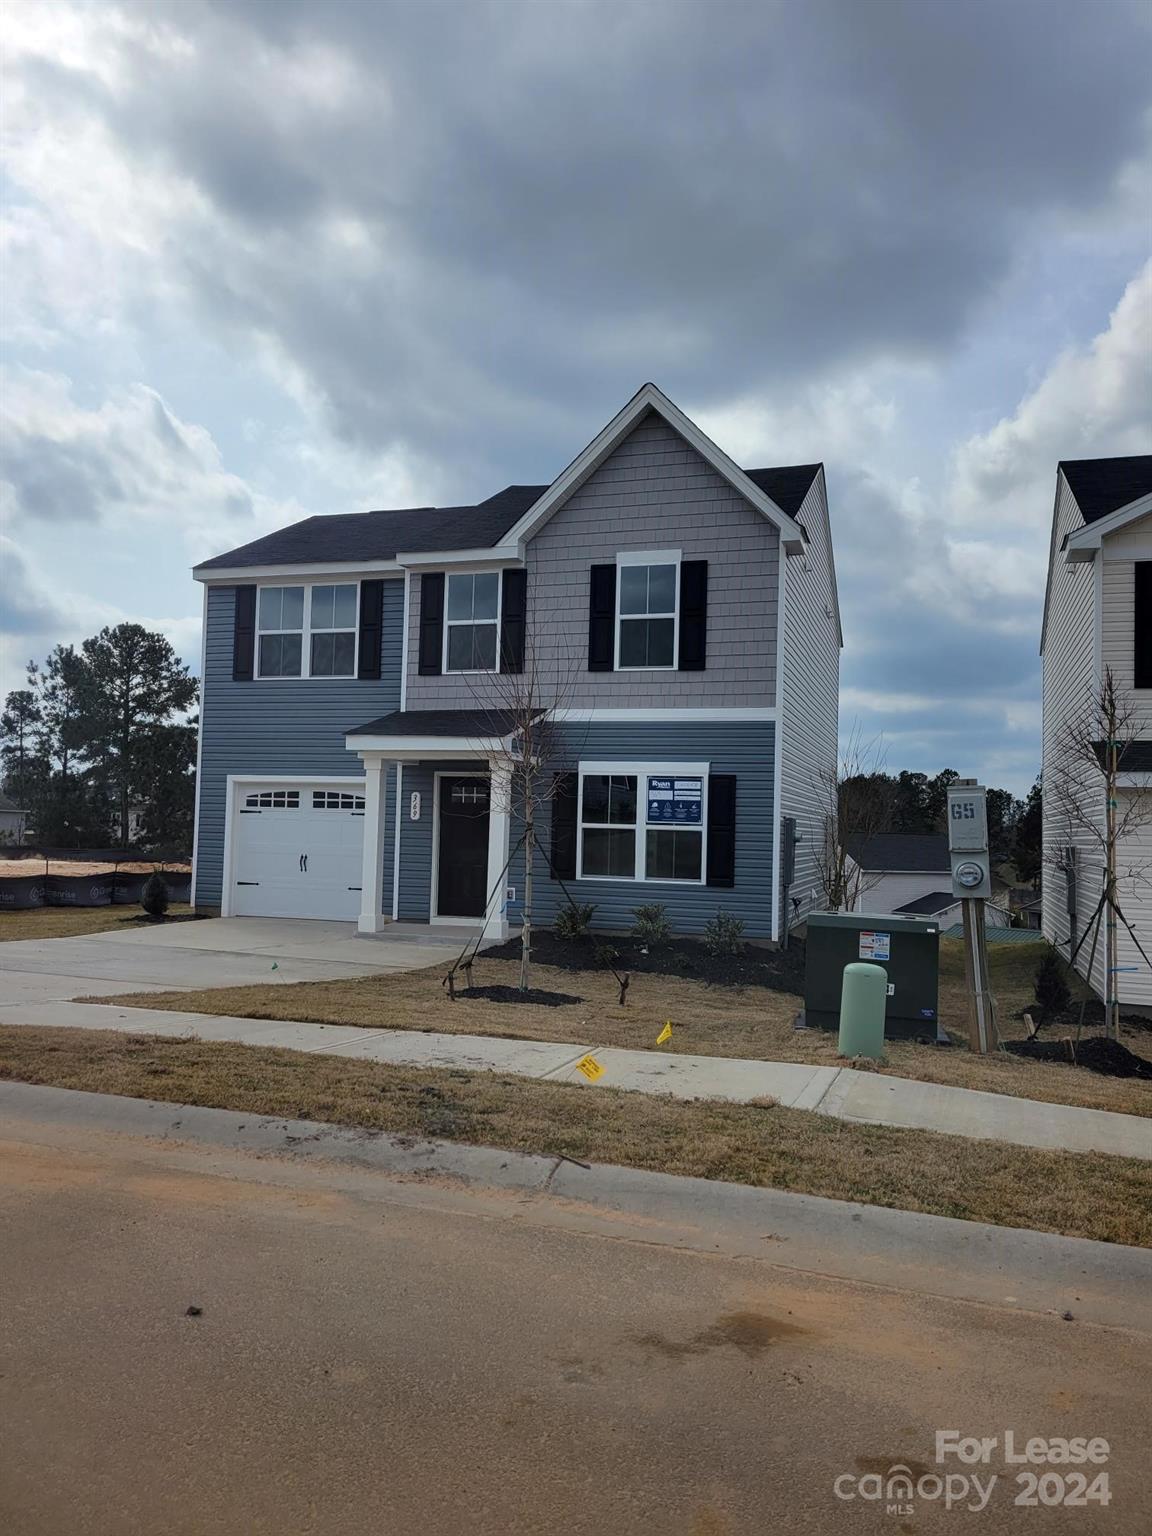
[485,757,512,943]
[358,754,390,934]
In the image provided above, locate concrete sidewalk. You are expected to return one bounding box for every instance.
[6,994,1151,1160]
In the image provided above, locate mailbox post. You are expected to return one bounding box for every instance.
[947,780,996,1054]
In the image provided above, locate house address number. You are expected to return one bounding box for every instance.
[409,791,421,821]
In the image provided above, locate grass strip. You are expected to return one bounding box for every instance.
[2,1024,1149,1248]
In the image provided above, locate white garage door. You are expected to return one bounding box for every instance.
[232,784,365,920]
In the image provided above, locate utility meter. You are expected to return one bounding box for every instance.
[947,782,992,900]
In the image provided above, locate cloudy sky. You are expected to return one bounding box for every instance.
[2,0,1150,794]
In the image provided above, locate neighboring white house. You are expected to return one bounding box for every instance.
[1040,454,1152,1011]
[844,833,952,915]
[0,792,28,844]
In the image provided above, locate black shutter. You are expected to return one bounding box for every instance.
[500,568,527,673]
[550,772,579,880]
[588,564,616,671]
[232,585,256,681]
[357,580,384,680]
[706,774,736,887]
[678,560,708,670]
[419,572,444,675]
[1136,562,1152,689]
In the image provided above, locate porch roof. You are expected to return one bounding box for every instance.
[345,707,536,757]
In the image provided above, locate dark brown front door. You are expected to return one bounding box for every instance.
[436,776,490,918]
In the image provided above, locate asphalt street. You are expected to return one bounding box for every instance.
[2,1096,1149,1535]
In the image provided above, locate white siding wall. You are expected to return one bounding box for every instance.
[1101,512,1152,737]
[779,469,840,926]
[851,871,952,914]
[1113,798,1152,1007]
[1041,477,1105,996]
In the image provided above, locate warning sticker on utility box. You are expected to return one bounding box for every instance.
[859,930,891,962]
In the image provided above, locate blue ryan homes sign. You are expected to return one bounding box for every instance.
[647,776,702,824]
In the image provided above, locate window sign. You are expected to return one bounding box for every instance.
[646,776,702,824]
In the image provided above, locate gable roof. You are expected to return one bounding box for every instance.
[501,384,809,555]
[1059,456,1152,525]
[845,833,950,872]
[194,383,822,576]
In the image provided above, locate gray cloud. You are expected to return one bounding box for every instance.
[17,0,1150,479]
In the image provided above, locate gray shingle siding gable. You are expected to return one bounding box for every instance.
[405,412,779,709]
[193,579,404,908]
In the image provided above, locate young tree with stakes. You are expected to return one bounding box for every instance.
[461,633,584,993]
[1049,665,1152,1040]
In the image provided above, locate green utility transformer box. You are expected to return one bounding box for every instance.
[804,913,941,1041]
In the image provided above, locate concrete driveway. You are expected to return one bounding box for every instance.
[0,916,462,1009]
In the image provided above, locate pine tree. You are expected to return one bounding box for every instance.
[73,624,198,847]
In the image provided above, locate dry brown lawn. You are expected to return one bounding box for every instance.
[93,936,1152,1118]
[1,906,195,942]
[2,1023,1149,1247]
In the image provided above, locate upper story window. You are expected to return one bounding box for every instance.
[445,571,499,672]
[617,554,678,669]
[257,584,357,679]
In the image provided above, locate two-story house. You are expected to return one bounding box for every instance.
[1040,454,1152,1008]
[190,384,841,943]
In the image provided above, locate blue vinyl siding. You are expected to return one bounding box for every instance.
[394,760,481,921]
[392,721,776,937]
[194,580,404,908]
[511,720,776,938]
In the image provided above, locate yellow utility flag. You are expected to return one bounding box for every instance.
[656,1022,673,1045]
[576,1054,605,1082]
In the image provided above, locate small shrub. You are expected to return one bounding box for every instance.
[631,903,671,945]
[1034,951,1071,1018]
[703,909,745,956]
[141,871,170,918]
[554,902,596,940]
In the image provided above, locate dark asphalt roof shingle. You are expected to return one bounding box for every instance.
[743,464,822,518]
[345,708,535,741]
[894,890,957,915]
[197,460,823,572]
[196,486,548,571]
[1060,456,1152,525]
[845,833,951,872]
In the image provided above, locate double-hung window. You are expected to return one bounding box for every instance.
[445,571,499,672]
[617,554,678,669]
[257,584,358,678]
[257,586,305,678]
[577,766,706,882]
[309,584,357,677]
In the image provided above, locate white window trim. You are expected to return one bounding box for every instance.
[255,582,360,680]
[442,569,504,675]
[575,760,709,885]
[614,549,681,672]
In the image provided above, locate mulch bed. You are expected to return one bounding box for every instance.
[458,985,583,1007]
[1004,1036,1152,1081]
[481,930,806,992]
